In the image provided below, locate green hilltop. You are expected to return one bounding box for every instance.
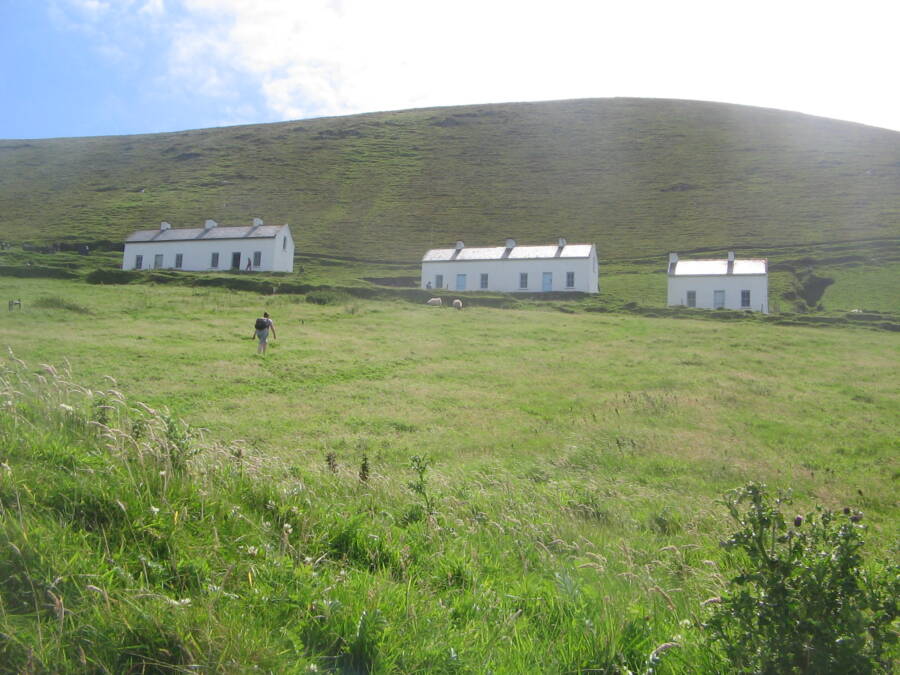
[1,98,898,264]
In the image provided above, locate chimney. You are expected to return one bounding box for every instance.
[727,251,735,274]
[505,238,516,248]
[204,219,218,230]
[668,252,678,275]
[252,217,264,228]
[160,221,171,231]
[455,240,465,250]
[557,237,567,248]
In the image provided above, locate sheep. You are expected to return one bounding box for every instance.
[426,297,442,306]
[452,298,463,310]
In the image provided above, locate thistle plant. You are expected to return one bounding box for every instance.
[358,454,369,483]
[704,483,898,674]
[407,454,435,515]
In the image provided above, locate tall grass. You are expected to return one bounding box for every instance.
[2,351,897,672]
[0,353,743,672]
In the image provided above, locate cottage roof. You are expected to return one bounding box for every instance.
[126,224,287,243]
[670,259,767,276]
[422,243,594,262]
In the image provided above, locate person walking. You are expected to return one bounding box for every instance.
[253,312,276,355]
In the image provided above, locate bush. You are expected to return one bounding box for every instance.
[705,484,898,674]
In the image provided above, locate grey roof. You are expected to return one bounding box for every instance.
[671,259,767,276]
[422,243,594,262]
[126,224,287,243]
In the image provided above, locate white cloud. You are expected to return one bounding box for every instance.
[55,0,900,130]
[139,0,166,15]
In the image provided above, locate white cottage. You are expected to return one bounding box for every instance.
[123,219,294,273]
[421,239,598,293]
[666,252,768,313]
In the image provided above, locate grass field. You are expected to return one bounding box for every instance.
[2,277,897,515]
[2,277,898,672]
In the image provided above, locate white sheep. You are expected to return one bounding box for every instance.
[426,297,442,306]
[452,298,463,310]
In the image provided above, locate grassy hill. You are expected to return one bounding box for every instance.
[1,98,898,314]
[1,98,898,261]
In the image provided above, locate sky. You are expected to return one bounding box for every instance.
[1,0,898,139]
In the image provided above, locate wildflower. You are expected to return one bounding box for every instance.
[850,512,863,523]
[150,506,160,515]
[59,404,74,413]
[843,507,851,515]
[794,515,803,527]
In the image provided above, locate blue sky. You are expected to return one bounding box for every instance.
[2,0,898,139]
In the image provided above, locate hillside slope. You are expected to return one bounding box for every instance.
[0,98,898,262]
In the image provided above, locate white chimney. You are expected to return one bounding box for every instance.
[505,238,516,248]
[455,240,465,250]
[727,251,735,262]
[204,219,218,230]
[557,237,567,248]
[160,221,171,231]
[252,217,264,227]
[668,252,678,264]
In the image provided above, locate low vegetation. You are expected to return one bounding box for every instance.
[0,277,897,671]
[1,356,896,672]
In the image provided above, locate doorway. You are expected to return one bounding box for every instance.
[231,252,242,270]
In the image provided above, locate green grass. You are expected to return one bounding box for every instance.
[1,277,897,671]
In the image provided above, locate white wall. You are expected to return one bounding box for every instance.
[271,227,295,272]
[421,252,598,293]
[122,227,294,273]
[667,274,768,313]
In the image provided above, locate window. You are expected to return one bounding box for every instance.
[519,272,528,289]
[714,290,726,309]
[566,271,575,288]
[435,274,443,289]
[253,251,262,267]
[686,290,696,307]
[175,253,183,269]
[455,274,466,291]
[211,252,219,268]
[480,273,488,289]
[741,290,751,308]
[135,255,143,269]
[153,254,163,269]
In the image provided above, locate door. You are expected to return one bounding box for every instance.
[231,252,242,270]
[713,290,725,309]
[542,272,553,292]
[455,274,466,291]
[153,254,163,269]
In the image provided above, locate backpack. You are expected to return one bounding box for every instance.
[254,317,269,330]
